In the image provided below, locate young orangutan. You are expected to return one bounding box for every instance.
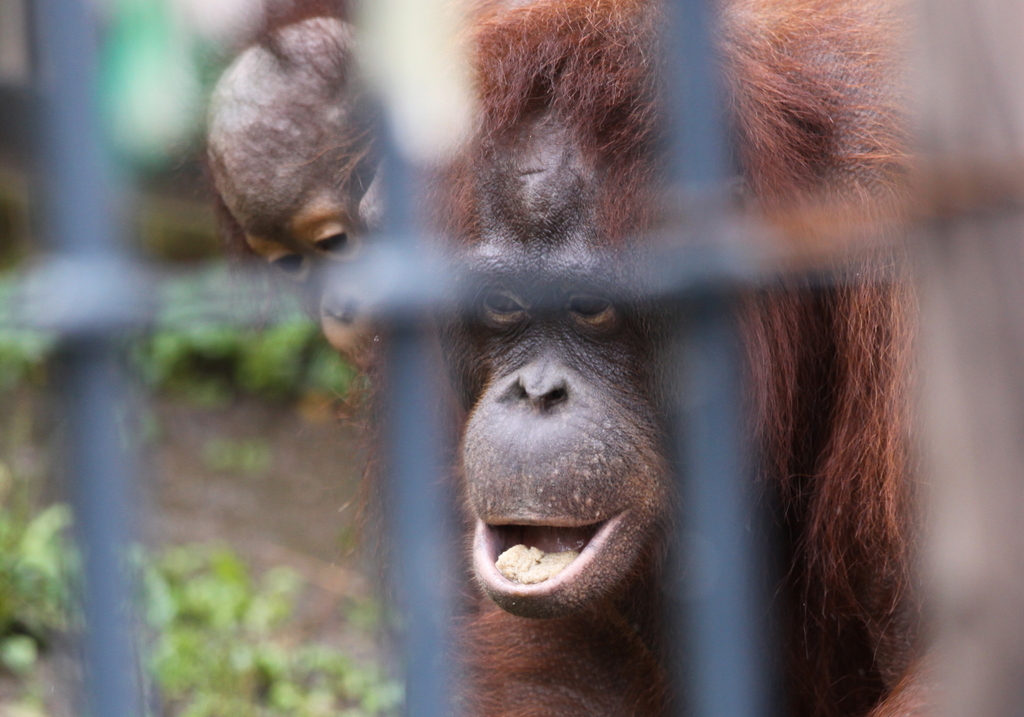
[207,14,381,368]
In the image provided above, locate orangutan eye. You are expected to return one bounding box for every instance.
[568,294,615,326]
[272,253,306,277]
[316,232,348,252]
[316,232,360,259]
[483,290,527,323]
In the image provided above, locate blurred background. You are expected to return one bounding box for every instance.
[0,1,400,715]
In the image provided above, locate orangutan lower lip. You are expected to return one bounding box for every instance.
[473,514,624,599]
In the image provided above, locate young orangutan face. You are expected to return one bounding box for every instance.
[234,182,382,370]
[242,191,364,282]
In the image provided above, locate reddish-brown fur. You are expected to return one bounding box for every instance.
[209,0,923,714]
[437,1,922,716]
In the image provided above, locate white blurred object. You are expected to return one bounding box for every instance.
[358,0,472,164]
[173,0,264,45]
[106,0,201,163]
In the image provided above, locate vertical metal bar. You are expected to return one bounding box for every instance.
[61,339,136,717]
[674,297,767,717]
[665,0,729,190]
[665,1,768,716]
[34,0,114,258]
[387,324,451,717]
[33,1,138,716]
[381,133,453,717]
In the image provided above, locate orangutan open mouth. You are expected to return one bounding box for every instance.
[493,523,600,558]
[473,515,623,600]
[490,523,600,584]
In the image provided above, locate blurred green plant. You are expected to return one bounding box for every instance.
[134,317,356,405]
[0,460,77,677]
[140,545,402,717]
[0,266,359,403]
[0,328,56,392]
[202,438,273,475]
[134,264,358,404]
[0,488,400,716]
[0,265,384,713]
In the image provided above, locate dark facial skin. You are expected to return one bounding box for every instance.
[207,17,381,368]
[440,117,674,618]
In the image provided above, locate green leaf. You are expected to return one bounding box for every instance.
[0,634,38,674]
[19,504,72,581]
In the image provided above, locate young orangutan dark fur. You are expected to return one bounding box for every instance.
[433,1,921,716]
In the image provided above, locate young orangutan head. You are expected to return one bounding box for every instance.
[207,16,381,367]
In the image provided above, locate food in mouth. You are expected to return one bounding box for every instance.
[495,544,579,584]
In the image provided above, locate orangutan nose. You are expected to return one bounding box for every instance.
[508,359,571,412]
[322,295,359,324]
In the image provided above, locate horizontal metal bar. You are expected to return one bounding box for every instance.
[0,243,904,336]
[12,255,154,333]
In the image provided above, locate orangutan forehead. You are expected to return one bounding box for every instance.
[266,17,355,78]
[462,212,638,304]
[508,117,587,176]
[476,114,597,248]
[208,133,323,236]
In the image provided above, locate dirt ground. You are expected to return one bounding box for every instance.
[146,396,370,573]
[145,395,383,654]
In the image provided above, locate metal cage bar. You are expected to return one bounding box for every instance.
[381,140,455,717]
[33,0,140,716]
[664,2,771,717]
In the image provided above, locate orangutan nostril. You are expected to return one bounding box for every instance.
[518,378,568,411]
[324,298,359,324]
[545,386,567,406]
